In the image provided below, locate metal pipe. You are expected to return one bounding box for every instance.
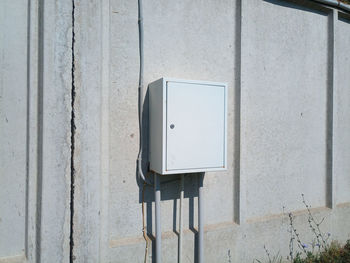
[339,2,350,12]
[198,173,204,263]
[155,173,161,263]
[178,174,184,263]
[312,0,350,12]
[313,0,341,7]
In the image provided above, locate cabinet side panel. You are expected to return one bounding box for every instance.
[149,79,164,173]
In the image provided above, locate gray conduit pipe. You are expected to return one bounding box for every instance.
[198,173,205,263]
[178,174,184,263]
[155,173,162,263]
[312,0,350,12]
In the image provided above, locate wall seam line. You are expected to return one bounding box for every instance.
[326,9,336,209]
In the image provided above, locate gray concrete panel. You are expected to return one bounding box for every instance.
[241,0,329,220]
[334,14,350,205]
[0,0,28,258]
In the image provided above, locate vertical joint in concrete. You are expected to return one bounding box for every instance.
[70,0,76,261]
[326,8,336,209]
[234,0,242,225]
[36,0,45,261]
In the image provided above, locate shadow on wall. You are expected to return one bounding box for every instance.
[135,86,201,263]
[339,11,350,22]
[263,0,329,16]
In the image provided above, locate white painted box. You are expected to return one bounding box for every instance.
[148,78,227,175]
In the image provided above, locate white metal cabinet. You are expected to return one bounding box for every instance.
[149,78,227,175]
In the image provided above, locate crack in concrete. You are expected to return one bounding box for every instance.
[70,0,76,262]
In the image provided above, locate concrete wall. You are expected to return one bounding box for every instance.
[1,0,350,262]
[0,0,71,262]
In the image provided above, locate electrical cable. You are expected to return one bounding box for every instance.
[137,0,153,186]
[137,2,187,262]
[137,1,154,261]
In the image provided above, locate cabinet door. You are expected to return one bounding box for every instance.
[166,81,226,171]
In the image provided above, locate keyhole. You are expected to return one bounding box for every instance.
[170,124,175,129]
